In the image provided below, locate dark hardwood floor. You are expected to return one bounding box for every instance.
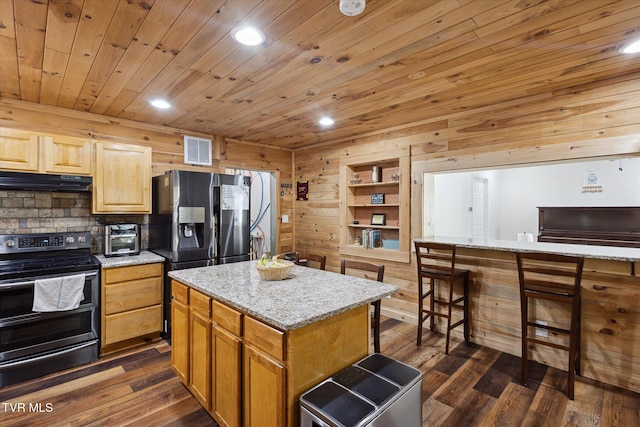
[1,317,638,426]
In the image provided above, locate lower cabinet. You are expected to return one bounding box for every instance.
[212,302,243,427]
[170,279,369,427]
[190,289,212,410]
[101,263,163,354]
[243,345,286,427]
[171,283,189,384]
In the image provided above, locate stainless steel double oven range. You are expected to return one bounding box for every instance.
[0,231,100,387]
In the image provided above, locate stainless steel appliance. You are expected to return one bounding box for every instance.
[215,173,251,264]
[300,353,422,427]
[104,223,140,257]
[0,170,93,192]
[149,170,250,336]
[0,231,100,387]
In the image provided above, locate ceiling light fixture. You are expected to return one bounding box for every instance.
[319,117,335,126]
[621,38,640,54]
[149,99,171,109]
[231,25,265,46]
[340,0,366,16]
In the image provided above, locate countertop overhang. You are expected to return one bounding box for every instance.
[414,236,640,262]
[96,250,165,268]
[168,261,398,331]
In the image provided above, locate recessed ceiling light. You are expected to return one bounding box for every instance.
[621,38,640,54]
[319,117,335,126]
[149,99,171,109]
[231,26,265,46]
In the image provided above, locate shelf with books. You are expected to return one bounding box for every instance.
[339,150,410,263]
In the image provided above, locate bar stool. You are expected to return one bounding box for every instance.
[277,252,299,263]
[516,251,584,400]
[298,253,326,270]
[414,241,470,354]
[340,259,385,353]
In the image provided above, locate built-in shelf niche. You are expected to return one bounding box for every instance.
[339,150,410,263]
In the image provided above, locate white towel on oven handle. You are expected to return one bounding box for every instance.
[32,273,86,312]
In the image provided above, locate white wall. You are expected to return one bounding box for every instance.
[229,169,274,257]
[429,157,640,240]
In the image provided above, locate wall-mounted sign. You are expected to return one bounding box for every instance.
[371,193,385,204]
[296,181,309,200]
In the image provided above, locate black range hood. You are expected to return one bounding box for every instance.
[0,171,92,192]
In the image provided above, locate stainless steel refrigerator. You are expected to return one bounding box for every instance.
[149,170,250,336]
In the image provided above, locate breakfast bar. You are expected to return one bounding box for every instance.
[168,261,397,427]
[414,236,640,393]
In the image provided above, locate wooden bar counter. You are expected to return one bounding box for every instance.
[414,236,640,393]
[167,261,397,427]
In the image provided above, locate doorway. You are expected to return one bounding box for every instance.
[472,176,488,240]
[225,169,276,259]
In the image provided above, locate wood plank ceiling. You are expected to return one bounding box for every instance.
[1,0,639,150]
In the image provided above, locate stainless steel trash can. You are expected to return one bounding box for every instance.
[300,354,422,427]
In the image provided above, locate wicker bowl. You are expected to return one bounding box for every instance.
[255,260,295,281]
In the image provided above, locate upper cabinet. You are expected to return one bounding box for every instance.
[339,149,411,263]
[0,128,91,175]
[92,142,152,214]
[42,135,92,175]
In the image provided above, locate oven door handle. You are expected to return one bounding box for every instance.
[0,271,98,290]
[0,339,98,368]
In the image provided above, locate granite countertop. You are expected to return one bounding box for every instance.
[96,250,165,268]
[414,236,640,262]
[168,261,398,331]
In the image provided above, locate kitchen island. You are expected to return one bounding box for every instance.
[168,261,397,427]
[414,236,640,393]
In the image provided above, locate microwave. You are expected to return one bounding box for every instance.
[105,224,140,257]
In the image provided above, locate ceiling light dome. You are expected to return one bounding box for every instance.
[621,38,640,54]
[340,0,366,16]
[149,99,171,109]
[319,117,335,126]
[231,26,265,46]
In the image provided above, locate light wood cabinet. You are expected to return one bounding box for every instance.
[243,345,286,427]
[339,148,411,263]
[189,289,212,410]
[101,263,163,354]
[0,128,39,171]
[243,316,286,427]
[171,282,190,384]
[92,141,151,213]
[0,128,91,174]
[212,301,243,427]
[171,279,369,427]
[42,134,92,175]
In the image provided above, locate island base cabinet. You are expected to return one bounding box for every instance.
[171,286,189,384]
[170,279,370,426]
[190,309,212,410]
[212,327,242,427]
[243,345,286,427]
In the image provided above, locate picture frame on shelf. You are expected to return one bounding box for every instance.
[370,213,386,226]
[371,193,385,204]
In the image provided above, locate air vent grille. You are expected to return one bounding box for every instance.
[184,136,212,166]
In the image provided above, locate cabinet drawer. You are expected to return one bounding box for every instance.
[172,281,189,304]
[104,263,162,283]
[104,277,162,315]
[190,288,211,317]
[104,305,162,345]
[213,300,242,336]
[244,316,285,362]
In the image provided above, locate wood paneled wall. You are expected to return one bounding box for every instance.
[0,98,295,253]
[295,71,640,304]
[293,73,640,391]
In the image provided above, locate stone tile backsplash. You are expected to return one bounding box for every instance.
[0,190,148,254]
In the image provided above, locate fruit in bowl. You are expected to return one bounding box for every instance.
[255,255,294,280]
